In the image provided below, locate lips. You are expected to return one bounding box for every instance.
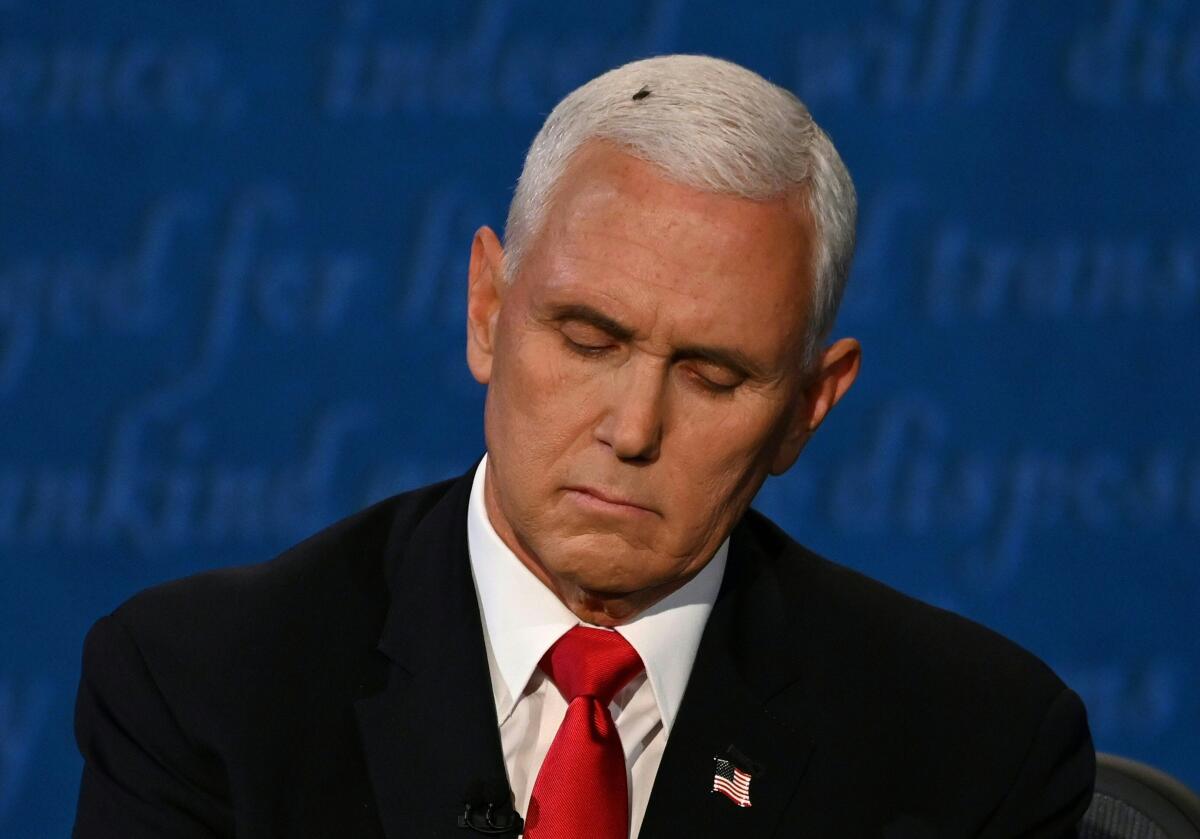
[565,485,658,516]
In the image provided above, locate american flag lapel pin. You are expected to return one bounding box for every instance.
[711,755,753,808]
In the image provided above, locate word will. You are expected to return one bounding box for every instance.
[794,0,1010,106]
[1068,0,1200,105]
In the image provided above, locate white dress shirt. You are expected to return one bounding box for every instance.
[466,455,728,839]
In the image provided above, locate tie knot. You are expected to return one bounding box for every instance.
[540,626,645,704]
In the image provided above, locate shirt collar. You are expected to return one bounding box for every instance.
[466,454,727,734]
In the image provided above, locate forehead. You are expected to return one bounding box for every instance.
[518,142,816,362]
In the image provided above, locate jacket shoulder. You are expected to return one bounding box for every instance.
[741,507,1068,701]
[113,476,455,637]
[87,476,460,742]
[736,510,1093,827]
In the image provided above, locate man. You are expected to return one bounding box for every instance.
[73,55,1094,838]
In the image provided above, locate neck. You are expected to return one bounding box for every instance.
[482,467,689,627]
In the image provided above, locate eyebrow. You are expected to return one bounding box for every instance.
[547,303,770,380]
[674,344,769,380]
[547,303,635,342]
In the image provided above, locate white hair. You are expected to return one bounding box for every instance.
[502,54,857,364]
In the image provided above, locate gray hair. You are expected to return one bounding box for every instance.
[502,54,857,364]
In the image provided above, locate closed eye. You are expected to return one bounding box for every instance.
[564,335,615,356]
[686,364,743,394]
[561,321,618,355]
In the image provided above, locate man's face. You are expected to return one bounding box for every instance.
[466,141,859,623]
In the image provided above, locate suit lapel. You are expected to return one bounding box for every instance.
[639,515,816,839]
[352,475,819,839]
[354,468,510,839]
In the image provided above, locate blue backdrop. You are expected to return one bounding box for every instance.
[2,1,1198,835]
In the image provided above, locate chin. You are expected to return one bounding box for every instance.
[544,536,673,594]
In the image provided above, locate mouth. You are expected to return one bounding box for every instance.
[564,486,659,517]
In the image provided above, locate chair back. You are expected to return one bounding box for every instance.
[1081,753,1200,839]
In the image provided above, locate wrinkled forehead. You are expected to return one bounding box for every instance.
[543,138,814,234]
[516,142,817,365]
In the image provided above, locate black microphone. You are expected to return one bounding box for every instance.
[458,778,524,836]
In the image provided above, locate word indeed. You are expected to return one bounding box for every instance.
[323,0,682,117]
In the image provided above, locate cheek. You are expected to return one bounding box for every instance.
[672,393,781,467]
[663,400,785,513]
[490,334,600,457]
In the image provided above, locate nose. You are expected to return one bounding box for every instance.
[594,356,665,463]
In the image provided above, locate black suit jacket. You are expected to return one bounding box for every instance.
[73,466,1095,838]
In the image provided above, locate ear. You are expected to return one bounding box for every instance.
[466,225,507,384]
[769,337,861,475]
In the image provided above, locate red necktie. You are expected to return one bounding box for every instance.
[524,626,645,839]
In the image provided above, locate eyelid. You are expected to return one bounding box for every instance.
[689,371,741,395]
[687,359,745,387]
[560,327,617,358]
[564,336,614,357]
[558,322,748,389]
[560,321,616,346]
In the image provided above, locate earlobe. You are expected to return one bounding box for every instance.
[466,226,507,384]
[768,337,862,475]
